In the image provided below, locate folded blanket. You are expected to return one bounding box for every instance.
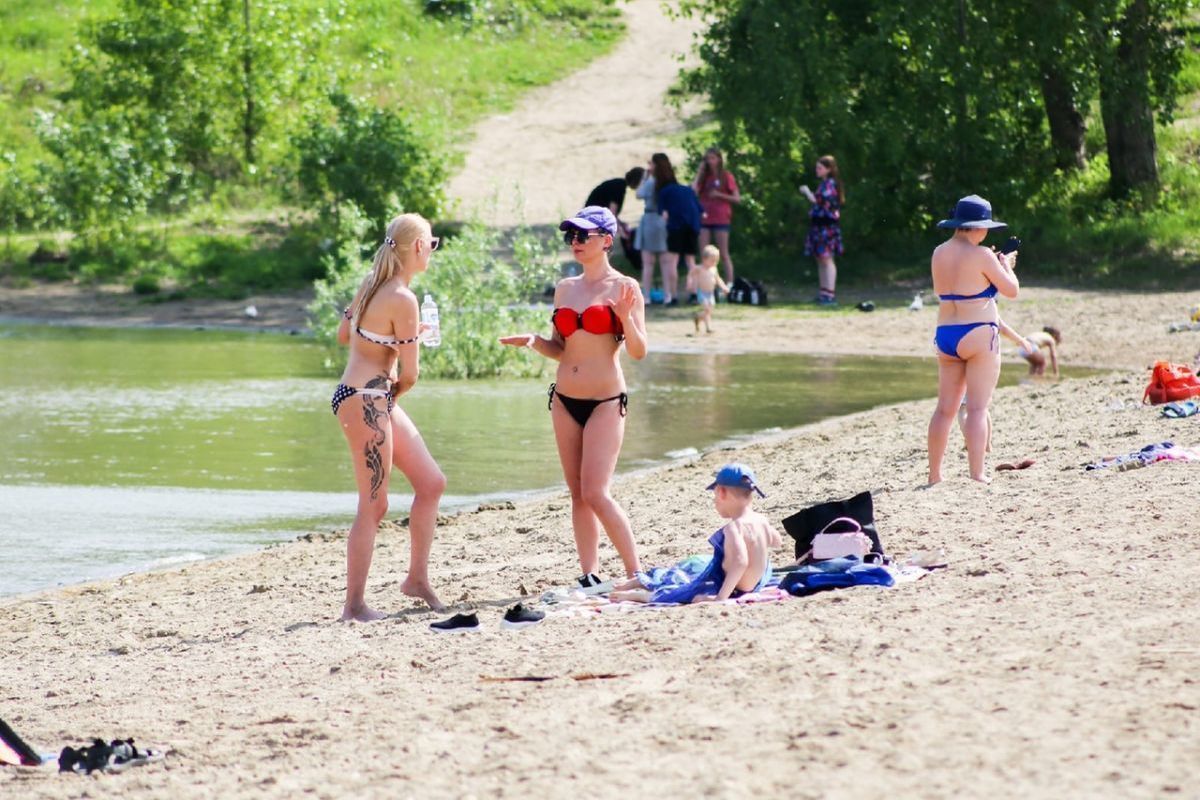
[779,556,895,597]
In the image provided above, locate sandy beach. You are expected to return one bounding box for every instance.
[3,286,1200,798]
[3,0,1199,792]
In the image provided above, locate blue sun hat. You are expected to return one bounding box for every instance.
[706,463,766,498]
[936,195,1007,230]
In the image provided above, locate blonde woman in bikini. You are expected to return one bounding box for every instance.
[927,195,1019,485]
[333,213,446,620]
[500,206,647,585]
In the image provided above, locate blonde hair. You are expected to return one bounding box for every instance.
[351,213,430,328]
[701,244,720,262]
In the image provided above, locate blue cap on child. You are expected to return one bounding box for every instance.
[706,463,766,498]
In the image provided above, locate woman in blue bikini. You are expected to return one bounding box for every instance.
[500,206,648,584]
[333,213,446,620]
[927,195,1019,485]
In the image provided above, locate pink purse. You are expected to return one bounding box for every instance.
[809,517,873,560]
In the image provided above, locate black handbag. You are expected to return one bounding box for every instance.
[781,490,883,559]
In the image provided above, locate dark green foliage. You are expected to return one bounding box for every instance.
[292,92,446,232]
[680,0,1194,258]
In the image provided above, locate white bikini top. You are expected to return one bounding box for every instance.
[356,326,419,347]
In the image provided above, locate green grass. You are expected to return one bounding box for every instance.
[0,0,622,294]
[0,0,621,167]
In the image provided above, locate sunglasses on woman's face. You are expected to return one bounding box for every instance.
[563,228,608,245]
[428,237,440,252]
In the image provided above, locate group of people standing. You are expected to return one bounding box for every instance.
[589,149,847,307]
[327,159,1032,621]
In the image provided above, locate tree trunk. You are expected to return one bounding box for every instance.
[1098,0,1159,198]
[1039,65,1087,171]
[241,0,256,167]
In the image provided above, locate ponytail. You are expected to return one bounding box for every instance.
[350,213,429,328]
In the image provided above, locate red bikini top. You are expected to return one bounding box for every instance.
[552,305,624,339]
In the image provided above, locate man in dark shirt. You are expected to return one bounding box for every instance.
[585,167,645,267]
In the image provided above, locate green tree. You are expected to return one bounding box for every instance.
[680,0,1193,250]
[293,91,447,231]
[59,0,341,185]
[1088,0,1188,198]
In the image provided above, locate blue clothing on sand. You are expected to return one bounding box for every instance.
[647,528,774,605]
[657,183,703,233]
[779,556,894,597]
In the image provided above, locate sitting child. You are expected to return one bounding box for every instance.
[1018,325,1062,377]
[609,464,783,604]
[688,244,731,334]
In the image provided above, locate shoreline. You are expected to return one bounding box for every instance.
[3,283,1198,371]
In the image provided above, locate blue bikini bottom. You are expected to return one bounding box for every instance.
[934,322,998,360]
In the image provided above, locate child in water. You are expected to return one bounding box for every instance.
[609,464,782,604]
[688,244,730,334]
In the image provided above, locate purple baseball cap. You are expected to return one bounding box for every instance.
[559,205,617,237]
[706,463,766,498]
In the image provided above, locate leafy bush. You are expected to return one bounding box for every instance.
[309,211,560,379]
[293,91,446,234]
[131,274,161,295]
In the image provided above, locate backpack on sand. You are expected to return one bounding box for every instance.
[1143,361,1200,405]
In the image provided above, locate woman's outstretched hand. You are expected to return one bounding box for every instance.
[611,282,641,321]
[498,334,536,348]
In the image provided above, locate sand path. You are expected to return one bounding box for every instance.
[446,0,704,227]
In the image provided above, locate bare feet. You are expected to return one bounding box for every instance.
[401,576,446,611]
[925,472,942,486]
[340,604,386,622]
[970,473,992,484]
[693,315,701,332]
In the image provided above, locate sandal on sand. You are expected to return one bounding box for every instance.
[995,458,1036,471]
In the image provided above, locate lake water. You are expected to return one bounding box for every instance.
[0,323,1041,597]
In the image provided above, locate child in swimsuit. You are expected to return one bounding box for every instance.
[688,244,731,334]
[609,464,783,604]
[1017,326,1062,377]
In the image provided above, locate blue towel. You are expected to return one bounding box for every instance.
[779,556,894,597]
[648,529,775,604]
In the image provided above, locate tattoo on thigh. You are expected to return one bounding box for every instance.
[361,374,390,500]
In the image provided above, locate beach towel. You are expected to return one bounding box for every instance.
[1162,400,1199,418]
[649,529,776,605]
[1084,441,1200,471]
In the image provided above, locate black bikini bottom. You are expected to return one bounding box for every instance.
[547,382,628,427]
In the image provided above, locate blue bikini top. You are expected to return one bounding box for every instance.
[938,283,998,302]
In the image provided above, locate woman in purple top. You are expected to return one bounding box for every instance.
[800,155,844,306]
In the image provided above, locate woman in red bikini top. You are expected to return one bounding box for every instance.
[500,205,648,585]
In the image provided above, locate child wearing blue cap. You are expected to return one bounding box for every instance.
[609,463,782,604]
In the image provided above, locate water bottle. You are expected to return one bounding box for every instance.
[420,294,440,347]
